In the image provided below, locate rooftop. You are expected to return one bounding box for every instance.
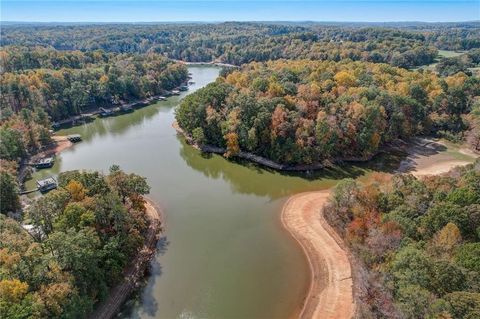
[36,177,56,187]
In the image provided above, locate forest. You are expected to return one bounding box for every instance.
[0,46,189,121]
[435,49,480,76]
[1,22,479,68]
[324,161,480,318]
[0,46,188,218]
[1,21,480,319]
[176,59,480,165]
[0,166,150,318]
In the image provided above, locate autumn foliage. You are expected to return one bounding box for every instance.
[0,167,150,318]
[176,59,479,165]
[324,161,480,318]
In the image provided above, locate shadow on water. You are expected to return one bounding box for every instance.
[176,135,420,199]
[118,236,170,319]
[56,101,178,142]
[140,236,170,316]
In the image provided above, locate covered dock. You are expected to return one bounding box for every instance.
[67,134,82,142]
[36,177,57,193]
[35,157,55,169]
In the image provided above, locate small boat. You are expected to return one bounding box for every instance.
[188,81,195,85]
[172,90,180,95]
[158,96,167,101]
[179,85,189,91]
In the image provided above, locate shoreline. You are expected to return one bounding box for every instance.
[281,191,355,319]
[176,123,479,174]
[397,137,479,177]
[17,135,74,186]
[411,159,476,177]
[171,59,239,68]
[281,147,478,319]
[174,122,329,171]
[88,197,163,319]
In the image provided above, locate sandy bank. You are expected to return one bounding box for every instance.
[32,135,73,160]
[412,160,475,177]
[396,138,478,177]
[51,136,74,154]
[281,191,355,319]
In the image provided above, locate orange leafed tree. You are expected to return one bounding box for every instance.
[224,132,240,158]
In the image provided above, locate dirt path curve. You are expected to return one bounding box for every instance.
[88,198,162,319]
[281,191,355,319]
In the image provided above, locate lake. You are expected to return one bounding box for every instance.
[26,65,474,319]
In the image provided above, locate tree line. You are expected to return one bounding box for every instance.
[0,107,54,216]
[2,22,479,68]
[0,47,188,214]
[0,166,150,318]
[435,49,480,77]
[176,59,480,166]
[0,47,189,121]
[324,161,480,318]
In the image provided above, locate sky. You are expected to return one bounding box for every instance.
[1,1,479,23]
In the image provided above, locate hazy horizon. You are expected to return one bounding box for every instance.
[2,1,478,23]
[2,20,479,24]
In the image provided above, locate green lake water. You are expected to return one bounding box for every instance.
[26,66,476,319]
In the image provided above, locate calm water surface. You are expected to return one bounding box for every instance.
[27,66,466,319]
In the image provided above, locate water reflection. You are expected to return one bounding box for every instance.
[59,101,179,142]
[25,65,476,319]
[177,134,406,199]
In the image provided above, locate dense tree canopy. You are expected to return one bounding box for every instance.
[0,167,150,318]
[324,162,480,318]
[176,59,480,166]
[1,21,480,319]
[0,47,188,121]
[2,22,479,68]
[0,47,188,120]
[436,49,480,77]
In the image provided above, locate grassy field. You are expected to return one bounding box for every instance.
[468,66,480,76]
[438,49,465,58]
[412,49,466,71]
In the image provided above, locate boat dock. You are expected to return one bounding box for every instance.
[52,93,174,130]
[52,113,94,128]
[33,156,55,169]
[37,177,57,193]
[67,134,82,142]
[19,176,58,195]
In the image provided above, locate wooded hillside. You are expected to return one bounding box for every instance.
[0,166,150,318]
[324,162,480,318]
[176,59,480,165]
